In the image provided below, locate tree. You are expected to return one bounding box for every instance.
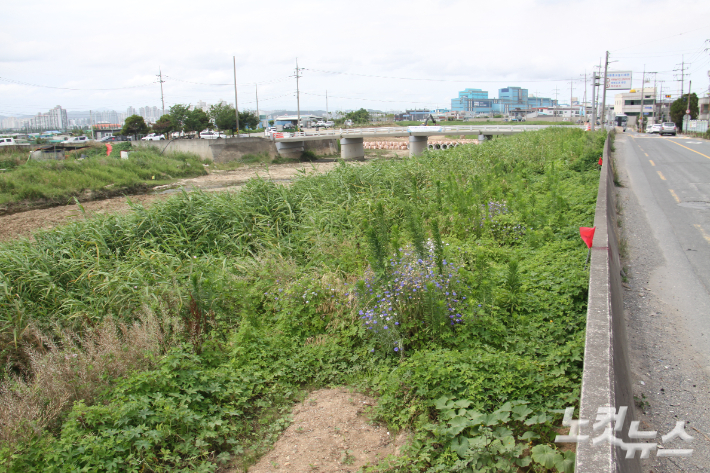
[183,108,211,134]
[152,115,174,135]
[238,110,259,130]
[121,115,149,136]
[209,102,236,132]
[344,108,370,124]
[670,93,699,129]
[168,104,190,133]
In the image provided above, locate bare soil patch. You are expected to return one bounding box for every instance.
[0,161,346,241]
[241,388,408,473]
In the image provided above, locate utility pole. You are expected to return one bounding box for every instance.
[674,56,689,97]
[238,56,239,135]
[326,90,329,119]
[600,51,610,128]
[553,86,560,121]
[638,66,646,131]
[650,72,657,125]
[592,61,601,131]
[684,80,692,132]
[295,59,302,131]
[581,71,587,119]
[255,84,260,129]
[157,68,165,117]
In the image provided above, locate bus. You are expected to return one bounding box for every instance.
[614,114,628,127]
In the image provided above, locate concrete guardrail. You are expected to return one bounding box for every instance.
[575,131,640,473]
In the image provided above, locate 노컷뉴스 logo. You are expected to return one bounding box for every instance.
[555,407,693,459]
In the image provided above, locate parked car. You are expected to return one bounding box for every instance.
[0,137,17,146]
[648,124,662,134]
[199,130,226,139]
[314,121,334,129]
[98,135,129,142]
[264,127,277,137]
[660,122,677,136]
[62,136,92,144]
[141,133,165,141]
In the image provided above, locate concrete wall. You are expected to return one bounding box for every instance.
[576,132,640,473]
[132,137,278,163]
[132,137,337,162]
[305,138,337,156]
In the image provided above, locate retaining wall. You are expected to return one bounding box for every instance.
[132,136,337,163]
[576,132,640,473]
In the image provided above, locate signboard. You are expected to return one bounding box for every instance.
[643,105,653,111]
[606,71,633,90]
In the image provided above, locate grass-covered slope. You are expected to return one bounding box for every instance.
[0,128,605,472]
[0,144,206,208]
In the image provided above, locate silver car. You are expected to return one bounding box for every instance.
[660,123,677,136]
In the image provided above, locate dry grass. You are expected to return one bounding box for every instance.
[0,308,182,449]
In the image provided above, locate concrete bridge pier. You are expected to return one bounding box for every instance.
[276,141,305,159]
[340,137,365,160]
[409,135,428,157]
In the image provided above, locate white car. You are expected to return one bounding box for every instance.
[264,127,277,137]
[62,136,92,144]
[199,130,226,139]
[0,137,17,146]
[315,121,333,128]
[141,133,165,141]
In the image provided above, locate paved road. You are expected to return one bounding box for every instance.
[616,130,710,471]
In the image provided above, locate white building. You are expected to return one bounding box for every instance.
[614,88,656,125]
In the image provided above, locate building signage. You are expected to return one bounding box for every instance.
[643,105,653,111]
[606,71,633,90]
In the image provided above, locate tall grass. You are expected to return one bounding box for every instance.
[0,147,206,206]
[0,128,606,471]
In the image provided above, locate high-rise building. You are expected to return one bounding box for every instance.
[127,106,136,116]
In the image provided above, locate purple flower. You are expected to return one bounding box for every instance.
[394,347,399,352]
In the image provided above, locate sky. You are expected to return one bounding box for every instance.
[1,0,709,117]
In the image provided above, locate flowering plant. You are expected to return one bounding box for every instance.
[352,241,469,355]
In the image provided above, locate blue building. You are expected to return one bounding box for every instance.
[451,86,557,115]
[451,88,496,114]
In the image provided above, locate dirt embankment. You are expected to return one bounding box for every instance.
[0,161,344,241]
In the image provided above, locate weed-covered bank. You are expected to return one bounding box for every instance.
[0,128,605,472]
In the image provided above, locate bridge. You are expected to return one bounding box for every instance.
[272,124,580,159]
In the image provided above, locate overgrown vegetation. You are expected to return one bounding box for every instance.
[0,143,206,208]
[0,128,606,472]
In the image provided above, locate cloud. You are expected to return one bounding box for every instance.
[2,0,709,115]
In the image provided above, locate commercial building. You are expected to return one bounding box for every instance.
[451,87,557,116]
[613,88,656,125]
[699,96,709,121]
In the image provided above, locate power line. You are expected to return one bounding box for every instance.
[0,77,156,91]
[302,92,434,105]
[305,68,581,83]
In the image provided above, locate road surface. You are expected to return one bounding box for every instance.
[616,129,710,471]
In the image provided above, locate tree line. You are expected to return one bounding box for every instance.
[120,103,259,136]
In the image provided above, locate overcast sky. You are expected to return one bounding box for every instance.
[2,0,709,116]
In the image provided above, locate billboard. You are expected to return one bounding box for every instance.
[606,71,632,90]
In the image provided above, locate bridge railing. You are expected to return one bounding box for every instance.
[273,124,581,141]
